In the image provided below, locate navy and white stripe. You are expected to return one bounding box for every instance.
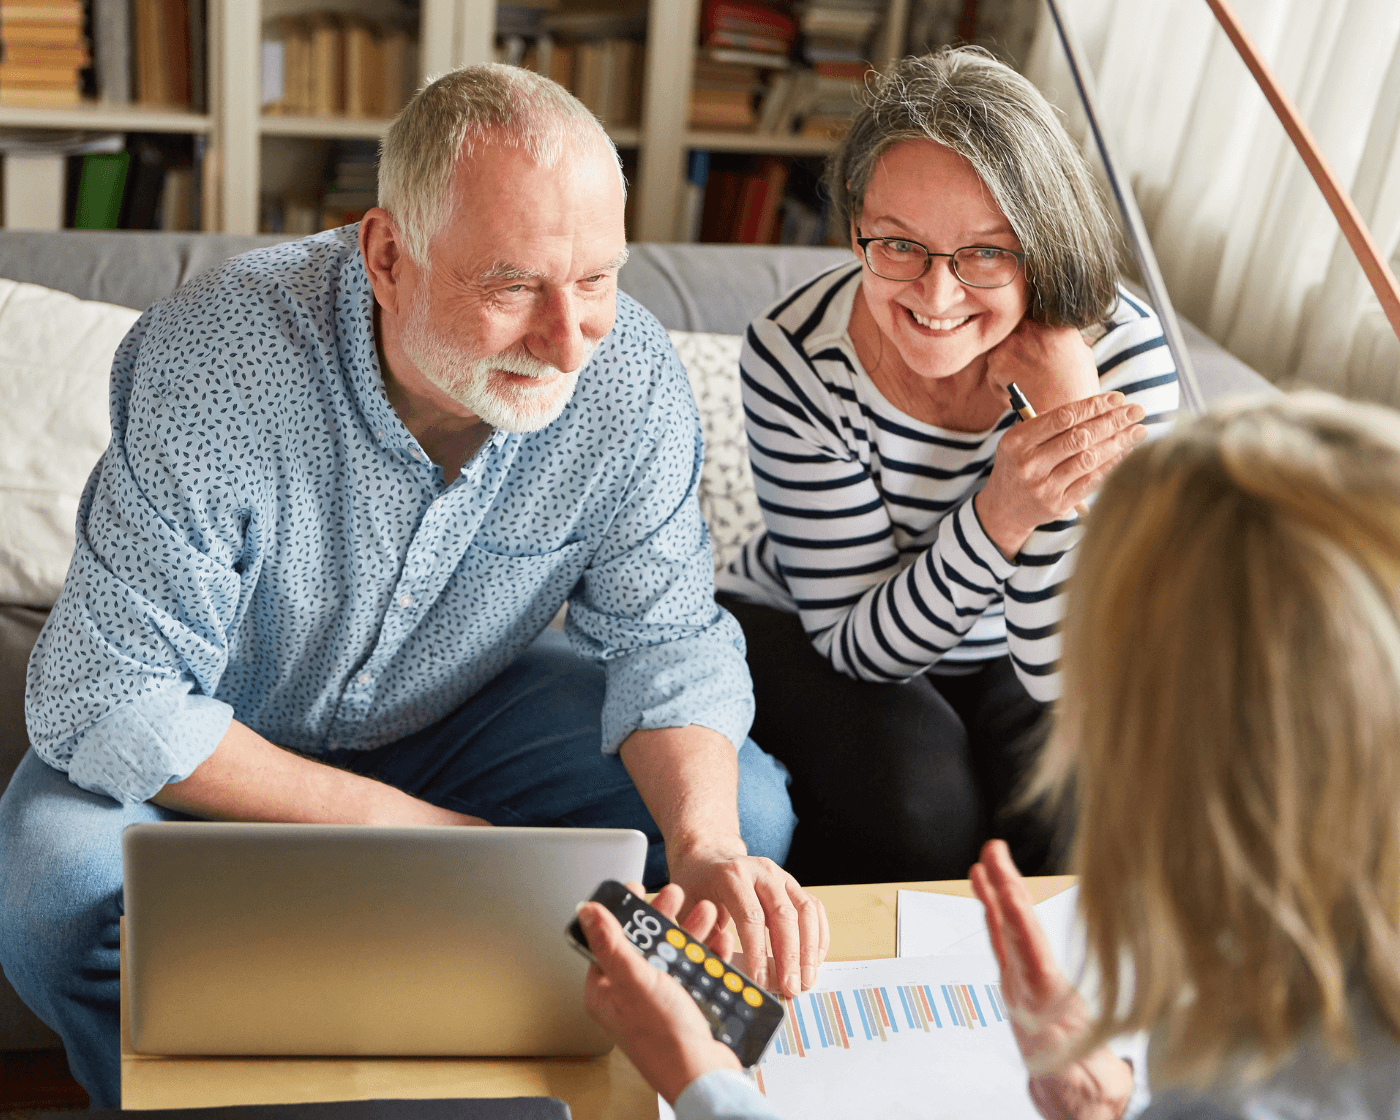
[715,263,1177,701]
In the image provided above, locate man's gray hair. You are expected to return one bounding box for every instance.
[826,48,1120,328]
[378,63,623,268]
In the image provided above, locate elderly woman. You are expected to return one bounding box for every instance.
[578,391,1400,1119]
[712,47,1178,883]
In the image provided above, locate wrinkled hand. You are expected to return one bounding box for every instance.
[668,849,829,998]
[975,392,1146,558]
[985,319,1099,414]
[970,840,1133,1120]
[580,882,741,1105]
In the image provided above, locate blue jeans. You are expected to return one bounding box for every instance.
[0,629,795,1107]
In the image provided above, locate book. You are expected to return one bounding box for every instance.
[0,84,78,104]
[734,156,787,243]
[73,151,131,228]
[342,16,380,118]
[2,45,89,65]
[0,3,83,24]
[163,0,191,106]
[708,46,789,69]
[689,87,756,129]
[159,164,194,230]
[702,0,796,40]
[307,13,343,115]
[268,16,312,116]
[379,28,410,114]
[132,0,169,104]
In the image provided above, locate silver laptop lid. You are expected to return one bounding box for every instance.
[122,822,648,1057]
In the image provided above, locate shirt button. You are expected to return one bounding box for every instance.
[398,593,414,608]
[375,429,384,440]
[410,447,424,461]
[357,672,372,685]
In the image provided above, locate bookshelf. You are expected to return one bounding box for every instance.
[0,0,908,239]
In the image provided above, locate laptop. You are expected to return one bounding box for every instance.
[122,822,647,1057]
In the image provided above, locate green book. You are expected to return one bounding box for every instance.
[74,151,132,229]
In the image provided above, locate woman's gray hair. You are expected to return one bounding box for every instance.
[826,47,1120,328]
[378,63,623,269]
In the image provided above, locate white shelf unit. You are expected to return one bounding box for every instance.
[0,0,907,239]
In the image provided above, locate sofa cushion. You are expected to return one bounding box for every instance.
[0,279,140,607]
[668,330,762,568]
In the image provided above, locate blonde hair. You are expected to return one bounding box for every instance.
[1040,391,1400,1085]
[378,64,621,268]
[826,47,1120,329]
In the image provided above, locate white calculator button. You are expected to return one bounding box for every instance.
[647,954,669,971]
[657,942,678,962]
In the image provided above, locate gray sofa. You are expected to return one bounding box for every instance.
[0,229,1271,1053]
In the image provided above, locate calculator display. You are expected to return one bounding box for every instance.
[567,879,785,1067]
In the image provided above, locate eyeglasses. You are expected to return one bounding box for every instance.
[855,229,1026,288]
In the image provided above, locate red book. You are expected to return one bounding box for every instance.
[703,0,796,42]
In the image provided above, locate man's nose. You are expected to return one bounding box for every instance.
[530,289,589,374]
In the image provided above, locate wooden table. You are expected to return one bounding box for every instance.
[122,876,1074,1116]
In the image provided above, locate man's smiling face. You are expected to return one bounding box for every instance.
[396,133,628,432]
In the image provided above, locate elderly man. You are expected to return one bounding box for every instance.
[0,66,828,1106]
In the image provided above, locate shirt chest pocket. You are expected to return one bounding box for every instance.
[457,538,590,630]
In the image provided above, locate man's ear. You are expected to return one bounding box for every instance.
[359,208,407,317]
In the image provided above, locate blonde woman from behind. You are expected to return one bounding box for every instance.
[577,391,1400,1120]
[973,389,1400,1119]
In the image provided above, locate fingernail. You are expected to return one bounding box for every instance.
[802,965,815,989]
[1107,391,1124,404]
[1132,426,1148,441]
[574,902,587,914]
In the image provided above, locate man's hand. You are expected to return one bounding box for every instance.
[667,847,829,998]
[580,882,741,1105]
[970,840,1133,1120]
[618,726,830,997]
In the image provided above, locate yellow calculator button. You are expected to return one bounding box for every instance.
[666,929,687,949]
[723,972,743,992]
[742,986,763,1007]
[685,943,706,963]
[704,957,725,978]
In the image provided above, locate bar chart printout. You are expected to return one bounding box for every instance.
[750,955,1040,1119]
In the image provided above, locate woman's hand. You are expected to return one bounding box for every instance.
[985,320,1099,414]
[975,392,1146,558]
[579,882,742,1105]
[970,840,1133,1120]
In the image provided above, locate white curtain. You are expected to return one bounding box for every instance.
[1022,0,1400,404]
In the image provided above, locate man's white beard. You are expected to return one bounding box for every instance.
[399,287,593,433]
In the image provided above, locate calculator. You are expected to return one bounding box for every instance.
[567,879,785,1067]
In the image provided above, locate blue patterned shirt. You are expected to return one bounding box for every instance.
[25,226,753,805]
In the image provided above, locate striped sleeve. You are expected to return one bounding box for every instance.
[999,287,1179,699]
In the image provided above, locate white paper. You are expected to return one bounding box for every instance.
[897,886,1084,975]
[893,891,987,958]
[660,954,1039,1120]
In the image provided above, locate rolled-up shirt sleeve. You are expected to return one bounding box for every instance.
[26,314,245,804]
[564,337,755,755]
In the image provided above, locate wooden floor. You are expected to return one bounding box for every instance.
[0,1050,88,1117]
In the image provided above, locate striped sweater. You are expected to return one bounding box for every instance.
[715,262,1179,701]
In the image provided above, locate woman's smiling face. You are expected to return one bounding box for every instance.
[853,139,1030,382]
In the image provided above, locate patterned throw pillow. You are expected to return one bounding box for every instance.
[0,280,140,607]
[667,330,762,569]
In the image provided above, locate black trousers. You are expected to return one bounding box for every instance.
[719,593,1064,885]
